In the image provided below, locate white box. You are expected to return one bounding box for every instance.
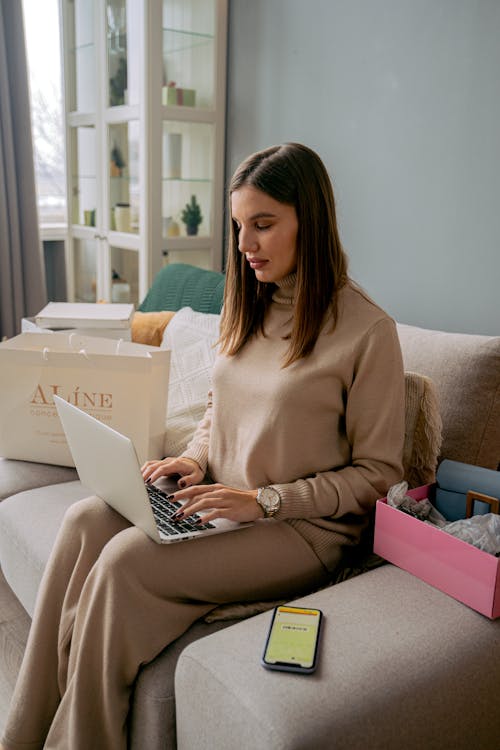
[22,318,132,341]
[35,302,134,330]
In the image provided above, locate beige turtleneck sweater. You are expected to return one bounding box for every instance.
[182,275,405,571]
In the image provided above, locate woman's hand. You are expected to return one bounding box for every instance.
[170,483,264,525]
[141,457,204,489]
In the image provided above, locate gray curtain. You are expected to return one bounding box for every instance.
[0,0,47,340]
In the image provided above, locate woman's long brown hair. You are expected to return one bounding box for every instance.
[219,143,349,366]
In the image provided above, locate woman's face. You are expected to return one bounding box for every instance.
[231,186,298,283]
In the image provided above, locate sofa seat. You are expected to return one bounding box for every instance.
[0,481,89,616]
[0,457,77,501]
[175,564,500,750]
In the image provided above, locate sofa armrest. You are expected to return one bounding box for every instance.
[175,566,500,750]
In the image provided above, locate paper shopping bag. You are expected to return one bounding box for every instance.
[0,332,170,467]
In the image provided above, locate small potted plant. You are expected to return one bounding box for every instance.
[110,143,126,177]
[181,195,203,236]
[109,56,127,106]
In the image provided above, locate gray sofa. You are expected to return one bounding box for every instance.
[1,264,499,749]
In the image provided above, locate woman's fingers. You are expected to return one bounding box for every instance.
[172,485,261,524]
[141,460,164,481]
[177,466,204,489]
[141,457,202,484]
[172,484,223,513]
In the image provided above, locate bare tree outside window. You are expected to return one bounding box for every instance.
[23,0,66,225]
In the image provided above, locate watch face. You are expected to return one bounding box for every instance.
[258,487,280,515]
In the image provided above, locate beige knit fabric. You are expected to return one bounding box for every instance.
[206,370,442,623]
[403,371,442,488]
[397,324,500,469]
[184,279,405,572]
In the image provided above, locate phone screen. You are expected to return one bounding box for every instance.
[262,605,323,672]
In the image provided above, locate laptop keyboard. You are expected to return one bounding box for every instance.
[146,484,215,536]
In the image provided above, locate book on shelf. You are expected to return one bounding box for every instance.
[34,302,135,330]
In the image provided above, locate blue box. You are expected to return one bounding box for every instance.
[435,460,500,521]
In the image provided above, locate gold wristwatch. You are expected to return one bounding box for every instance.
[256,486,281,518]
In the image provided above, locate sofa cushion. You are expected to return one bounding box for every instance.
[161,307,220,457]
[131,310,176,347]
[0,480,89,615]
[397,324,500,469]
[0,457,77,501]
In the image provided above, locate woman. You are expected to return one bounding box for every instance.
[1,143,404,749]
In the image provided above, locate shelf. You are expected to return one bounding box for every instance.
[70,225,100,239]
[69,41,95,54]
[163,27,214,55]
[108,231,141,250]
[161,106,216,123]
[62,0,227,304]
[105,105,140,124]
[68,112,96,127]
[163,235,212,250]
[162,177,211,184]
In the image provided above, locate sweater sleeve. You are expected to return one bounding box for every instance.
[272,318,405,521]
[179,391,212,474]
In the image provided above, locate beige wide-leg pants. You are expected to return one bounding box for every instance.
[2,495,331,750]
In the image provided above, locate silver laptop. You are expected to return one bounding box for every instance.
[54,395,249,544]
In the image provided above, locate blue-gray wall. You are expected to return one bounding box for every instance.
[225,0,500,335]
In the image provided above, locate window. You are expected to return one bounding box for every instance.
[23,0,66,226]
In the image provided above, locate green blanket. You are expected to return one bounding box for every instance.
[139,263,225,315]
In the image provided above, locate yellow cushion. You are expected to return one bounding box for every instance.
[131,311,176,347]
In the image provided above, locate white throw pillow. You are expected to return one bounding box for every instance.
[161,307,220,457]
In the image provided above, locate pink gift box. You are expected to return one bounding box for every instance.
[374,484,500,619]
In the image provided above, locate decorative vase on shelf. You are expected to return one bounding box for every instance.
[167,220,180,237]
[114,202,131,232]
[181,195,202,236]
[163,132,182,179]
[83,209,96,227]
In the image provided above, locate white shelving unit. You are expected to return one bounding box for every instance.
[60,0,227,306]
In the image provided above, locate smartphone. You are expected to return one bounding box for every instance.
[261,605,323,674]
